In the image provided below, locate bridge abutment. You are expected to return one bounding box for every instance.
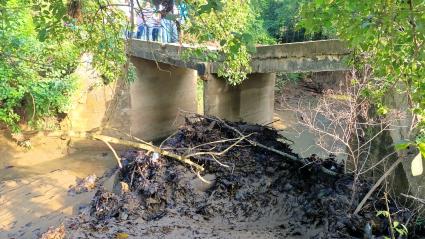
[129,57,198,140]
[203,73,275,125]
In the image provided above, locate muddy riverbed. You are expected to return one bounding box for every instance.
[1,82,422,238]
[43,115,423,238]
[63,115,352,238]
[0,133,116,238]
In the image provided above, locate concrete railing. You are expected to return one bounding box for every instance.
[128,39,350,75]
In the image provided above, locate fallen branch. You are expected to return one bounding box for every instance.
[353,158,402,215]
[19,130,205,172]
[91,134,204,172]
[97,137,123,168]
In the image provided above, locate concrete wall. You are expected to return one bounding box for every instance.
[65,56,131,149]
[69,66,130,133]
[203,73,276,124]
[130,57,198,140]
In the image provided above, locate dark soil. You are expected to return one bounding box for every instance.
[63,115,424,239]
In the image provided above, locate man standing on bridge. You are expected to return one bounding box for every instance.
[136,1,156,40]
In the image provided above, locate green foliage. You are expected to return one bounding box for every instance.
[394,139,425,176]
[377,211,409,237]
[0,0,126,132]
[183,0,273,85]
[182,0,333,84]
[31,0,127,83]
[275,73,304,92]
[196,78,204,114]
[376,210,391,218]
[299,0,425,137]
[126,62,137,83]
[394,140,413,151]
[253,0,333,43]
[393,221,409,237]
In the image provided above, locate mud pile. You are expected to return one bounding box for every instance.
[63,116,422,239]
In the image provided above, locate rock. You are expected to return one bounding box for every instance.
[119,212,128,220]
[363,223,373,239]
[146,197,160,204]
[235,191,246,200]
[266,166,275,174]
[283,183,293,191]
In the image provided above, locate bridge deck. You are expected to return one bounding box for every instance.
[128,39,350,75]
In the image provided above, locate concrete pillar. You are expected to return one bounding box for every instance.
[203,73,276,124]
[67,56,131,149]
[130,57,198,140]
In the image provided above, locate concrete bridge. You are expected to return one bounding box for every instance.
[127,39,349,140]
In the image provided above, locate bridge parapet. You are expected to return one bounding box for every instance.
[128,39,350,75]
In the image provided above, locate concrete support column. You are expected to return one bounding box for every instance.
[130,57,198,140]
[203,73,276,124]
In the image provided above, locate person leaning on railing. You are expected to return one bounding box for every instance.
[151,12,161,41]
[136,1,155,40]
[159,4,178,43]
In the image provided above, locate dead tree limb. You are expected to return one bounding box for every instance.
[97,137,123,168]
[353,157,402,215]
[23,130,205,172]
[91,134,204,172]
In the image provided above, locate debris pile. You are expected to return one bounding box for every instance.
[68,174,97,195]
[91,190,122,220]
[39,224,65,239]
[62,115,423,238]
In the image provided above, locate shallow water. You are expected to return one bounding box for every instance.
[0,134,116,182]
[0,133,118,238]
[0,151,116,182]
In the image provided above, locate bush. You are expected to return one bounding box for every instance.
[0,0,126,132]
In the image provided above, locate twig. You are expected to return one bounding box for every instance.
[189,137,242,151]
[106,127,152,145]
[384,192,396,239]
[160,130,179,149]
[197,171,212,184]
[186,133,252,157]
[130,165,136,187]
[401,193,425,205]
[16,129,204,171]
[353,158,402,215]
[97,137,123,168]
[91,134,204,172]
[210,154,230,168]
